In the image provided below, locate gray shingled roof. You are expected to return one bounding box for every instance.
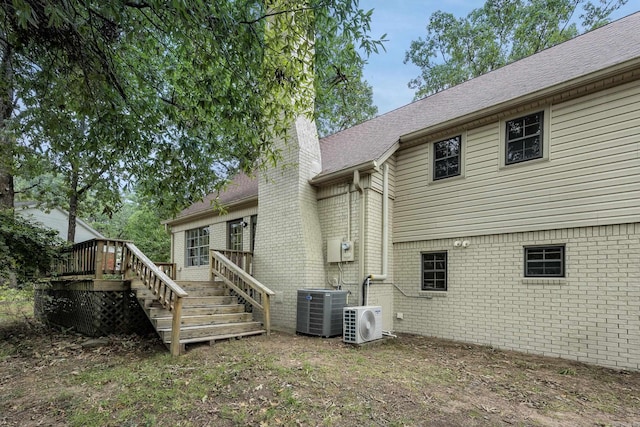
[173,172,258,220]
[317,11,640,177]
[171,12,640,221]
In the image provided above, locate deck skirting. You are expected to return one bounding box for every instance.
[35,279,153,337]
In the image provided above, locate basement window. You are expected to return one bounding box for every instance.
[185,226,209,267]
[421,252,447,291]
[524,245,565,277]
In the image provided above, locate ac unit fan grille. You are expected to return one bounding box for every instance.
[360,309,376,341]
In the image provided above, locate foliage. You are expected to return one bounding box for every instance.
[405,0,628,99]
[314,17,381,136]
[0,285,34,323]
[92,193,169,262]
[0,210,65,287]
[1,0,384,217]
[122,204,170,263]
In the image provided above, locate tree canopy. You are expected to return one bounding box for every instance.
[1,0,384,220]
[405,0,628,99]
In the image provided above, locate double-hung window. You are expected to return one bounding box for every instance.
[524,245,565,277]
[433,135,462,180]
[505,112,544,165]
[422,252,447,291]
[228,219,244,251]
[186,226,209,267]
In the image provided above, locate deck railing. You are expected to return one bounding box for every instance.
[215,249,253,275]
[125,243,187,356]
[155,263,177,280]
[210,250,273,335]
[53,239,187,356]
[56,239,129,278]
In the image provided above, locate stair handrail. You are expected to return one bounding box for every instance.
[125,242,187,356]
[210,250,275,335]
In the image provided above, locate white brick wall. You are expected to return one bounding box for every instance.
[253,116,326,331]
[393,223,640,370]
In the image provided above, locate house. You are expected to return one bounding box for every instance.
[165,13,640,370]
[16,201,105,243]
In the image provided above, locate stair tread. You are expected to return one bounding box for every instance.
[153,313,246,320]
[157,321,261,332]
[176,330,266,344]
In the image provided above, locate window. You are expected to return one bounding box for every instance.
[433,135,462,180]
[250,215,257,252]
[505,112,543,165]
[524,245,565,277]
[185,226,209,267]
[421,252,447,291]
[228,219,244,251]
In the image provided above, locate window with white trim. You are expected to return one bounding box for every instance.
[505,111,544,165]
[433,135,462,180]
[228,219,244,251]
[185,226,209,267]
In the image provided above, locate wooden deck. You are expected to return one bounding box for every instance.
[42,239,273,355]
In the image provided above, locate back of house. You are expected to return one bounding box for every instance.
[166,12,640,371]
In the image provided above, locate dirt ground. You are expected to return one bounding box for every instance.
[1,320,639,426]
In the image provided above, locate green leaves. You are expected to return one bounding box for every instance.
[2,0,383,219]
[405,0,626,99]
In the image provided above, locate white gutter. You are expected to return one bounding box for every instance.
[311,160,378,186]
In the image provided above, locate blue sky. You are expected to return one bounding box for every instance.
[360,0,640,115]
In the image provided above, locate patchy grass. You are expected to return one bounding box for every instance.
[1,310,639,426]
[0,286,34,324]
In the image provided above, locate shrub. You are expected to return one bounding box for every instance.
[0,209,65,288]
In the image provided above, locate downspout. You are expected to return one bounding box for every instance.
[353,170,365,305]
[368,163,389,282]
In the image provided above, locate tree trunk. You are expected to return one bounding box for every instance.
[0,36,15,210]
[67,172,79,243]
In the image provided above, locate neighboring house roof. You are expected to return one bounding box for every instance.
[170,12,640,222]
[15,201,105,242]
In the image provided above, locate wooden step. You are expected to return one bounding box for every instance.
[153,312,253,329]
[158,321,263,342]
[175,280,223,288]
[146,304,245,318]
[178,329,266,345]
[134,294,236,308]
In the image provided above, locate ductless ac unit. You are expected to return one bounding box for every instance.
[343,306,383,344]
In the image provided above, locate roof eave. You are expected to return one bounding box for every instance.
[309,160,380,186]
[400,57,640,144]
[163,195,258,226]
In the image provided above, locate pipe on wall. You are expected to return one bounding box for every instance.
[368,163,389,282]
[353,170,365,305]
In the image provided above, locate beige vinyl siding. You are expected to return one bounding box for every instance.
[394,80,640,242]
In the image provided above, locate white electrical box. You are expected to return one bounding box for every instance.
[327,237,354,263]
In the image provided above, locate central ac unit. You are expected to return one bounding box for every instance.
[343,306,383,344]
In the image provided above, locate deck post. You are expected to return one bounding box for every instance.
[95,240,105,280]
[170,296,183,356]
[263,293,271,335]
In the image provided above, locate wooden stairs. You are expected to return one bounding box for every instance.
[132,280,266,350]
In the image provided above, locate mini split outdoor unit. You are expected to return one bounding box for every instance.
[343,306,383,344]
[296,289,348,337]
